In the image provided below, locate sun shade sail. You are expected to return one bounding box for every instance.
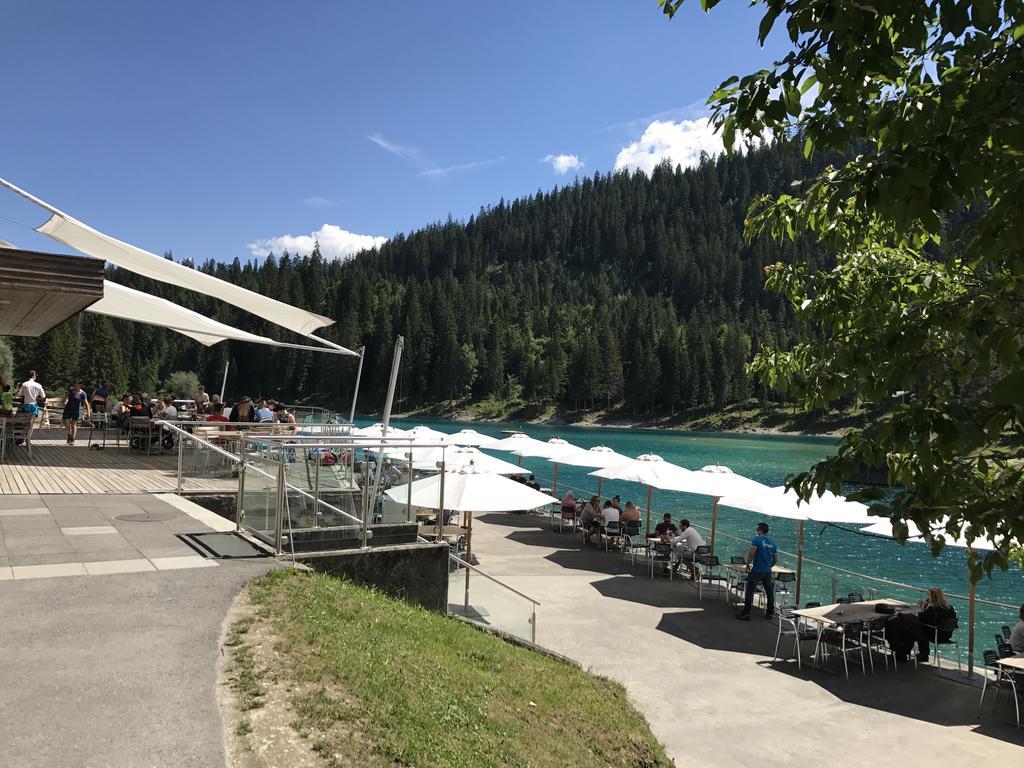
[0,177,341,342]
[90,281,352,354]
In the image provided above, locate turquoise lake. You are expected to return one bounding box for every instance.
[376,417,1022,663]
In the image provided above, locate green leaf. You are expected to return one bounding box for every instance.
[757,9,779,45]
[991,371,1024,406]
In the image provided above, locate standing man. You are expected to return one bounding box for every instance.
[19,369,46,425]
[62,381,90,445]
[736,522,778,621]
[196,385,211,413]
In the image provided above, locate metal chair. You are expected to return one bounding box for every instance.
[978,650,1021,729]
[649,541,673,580]
[5,413,35,460]
[816,620,868,679]
[694,550,728,601]
[1001,625,1012,641]
[923,618,961,673]
[602,520,622,551]
[862,616,894,673]
[773,607,818,670]
[621,532,649,567]
[128,417,162,455]
[847,592,865,603]
[775,571,797,608]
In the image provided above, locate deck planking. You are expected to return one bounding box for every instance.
[0,428,236,495]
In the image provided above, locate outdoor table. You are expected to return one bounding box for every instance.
[722,562,797,604]
[417,525,464,539]
[793,598,915,670]
[980,656,1024,729]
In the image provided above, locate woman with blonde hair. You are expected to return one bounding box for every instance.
[887,586,958,663]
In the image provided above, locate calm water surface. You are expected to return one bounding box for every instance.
[374,417,1022,662]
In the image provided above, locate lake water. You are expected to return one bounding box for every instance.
[378,417,1022,663]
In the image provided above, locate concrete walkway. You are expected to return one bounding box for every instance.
[468,512,1023,767]
[0,493,276,767]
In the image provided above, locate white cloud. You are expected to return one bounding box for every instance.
[542,153,584,175]
[417,156,506,179]
[303,196,336,208]
[614,118,724,176]
[248,224,387,262]
[367,133,428,167]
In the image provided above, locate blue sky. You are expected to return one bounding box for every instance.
[0,2,786,263]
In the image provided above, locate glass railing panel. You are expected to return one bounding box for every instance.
[447,559,538,644]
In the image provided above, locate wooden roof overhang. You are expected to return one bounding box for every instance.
[0,246,104,336]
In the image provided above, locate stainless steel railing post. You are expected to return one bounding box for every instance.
[236,459,246,531]
[176,432,185,494]
[274,462,286,554]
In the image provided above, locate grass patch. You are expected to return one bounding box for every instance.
[225,615,266,712]
[235,719,253,736]
[246,569,670,768]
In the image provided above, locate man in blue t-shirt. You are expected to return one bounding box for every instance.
[736,522,778,620]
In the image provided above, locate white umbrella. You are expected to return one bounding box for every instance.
[353,423,408,438]
[384,466,559,512]
[861,516,996,677]
[448,428,500,447]
[483,432,552,468]
[387,446,525,475]
[656,464,770,559]
[554,445,632,498]
[720,485,873,604]
[513,438,579,495]
[406,425,451,442]
[591,454,695,534]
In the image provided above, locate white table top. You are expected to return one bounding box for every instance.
[793,598,914,626]
[995,656,1024,671]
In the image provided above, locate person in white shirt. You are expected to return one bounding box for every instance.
[671,519,705,578]
[19,370,45,413]
[1010,603,1024,657]
[601,500,620,524]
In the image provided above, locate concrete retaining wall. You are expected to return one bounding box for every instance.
[295,542,450,612]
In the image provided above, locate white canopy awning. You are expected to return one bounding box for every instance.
[90,281,354,354]
[0,177,341,343]
[385,467,558,512]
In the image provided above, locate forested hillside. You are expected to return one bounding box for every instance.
[7,142,832,415]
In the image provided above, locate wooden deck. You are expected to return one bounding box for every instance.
[0,428,235,495]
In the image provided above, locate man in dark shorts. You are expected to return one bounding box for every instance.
[62,381,90,445]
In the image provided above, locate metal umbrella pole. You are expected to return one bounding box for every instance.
[348,346,365,424]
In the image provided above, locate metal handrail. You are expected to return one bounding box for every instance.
[450,553,541,606]
[159,420,364,526]
[690,522,1020,612]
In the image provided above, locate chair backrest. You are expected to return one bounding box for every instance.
[836,598,849,604]
[983,649,999,667]
[622,522,641,536]
[776,572,796,584]
[694,544,710,556]
[1001,625,1012,640]
[605,520,621,532]
[843,620,865,634]
[730,556,746,564]
[847,593,864,603]
[805,602,821,608]
[654,541,672,555]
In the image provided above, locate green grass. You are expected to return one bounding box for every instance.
[245,569,671,768]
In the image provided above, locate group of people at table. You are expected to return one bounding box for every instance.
[561,486,1024,667]
[2,370,298,446]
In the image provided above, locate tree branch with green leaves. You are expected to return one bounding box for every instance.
[660,0,1024,574]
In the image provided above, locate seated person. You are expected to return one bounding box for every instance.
[559,490,576,518]
[255,400,275,423]
[0,383,13,413]
[273,404,298,432]
[620,501,642,535]
[611,495,622,512]
[112,394,133,429]
[134,394,154,418]
[601,500,620,524]
[160,397,178,419]
[651,513,678,540]
[886,587,957,663]
[206,402,230,423]
[525,474,541,491]
[670,519,706,576]
[579,496,602,539]
[1011,603,1024,657]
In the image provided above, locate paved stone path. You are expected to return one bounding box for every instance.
[0,493,275,767]
[468,512,1023,766]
